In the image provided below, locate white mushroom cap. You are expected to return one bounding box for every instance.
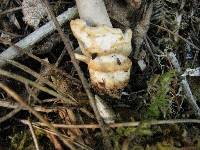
[89,68,131,91]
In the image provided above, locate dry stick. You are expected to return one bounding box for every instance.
[0,68,75,104]
[144,36,161,68]
[55,49,66,67]
[146,36,163,54]
[0,83,90,150]
[0,57,76,102]
[168,52,200,117]
[0,99,87,112]
[0,7,78,67]
[0,100,82,113]
[0,7,22,16]
[27,120,40,150]
[47,132,64,150]
[21,119,200,129]
[26,124,93,150]
[150,23,200,52]
[0,100,74,113]
[43,0,112,149]
[133,4,153,60]
[0,107,21,124]
[0,29,24,38]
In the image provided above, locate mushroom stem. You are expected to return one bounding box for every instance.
[75,0,112,27]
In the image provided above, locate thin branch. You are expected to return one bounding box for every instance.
[0,100,79,113]
[43,0,112,149]
[181,79,200,116]
[0,29,24,38]
[27,124,93,150]
[0,100,93,119]
[0,56,76,101]
[0,7,22,16]
[151,23,200,52]
[55,48,66,67]
[2,40,81,85]
[0,107,21,124]
[27,120,40,150]
[21,119,200,129]
[144,36,161,68]
[168,52,200,117]
[0,68,76,104]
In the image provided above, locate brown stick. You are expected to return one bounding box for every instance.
[0,107,21,124]
[0,100,79,113]
[27,121,40,150]
[0,7,22,16]
[21,119,200,129]
[43,0,113,149]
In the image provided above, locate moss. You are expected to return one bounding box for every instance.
[147,70,176,119]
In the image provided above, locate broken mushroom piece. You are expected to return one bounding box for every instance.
[70,19,132,97]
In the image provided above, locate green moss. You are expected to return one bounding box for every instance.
[147,70,176,119]
[111,125,152,150]
[11,131,33,150]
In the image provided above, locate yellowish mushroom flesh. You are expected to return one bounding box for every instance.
[70,19,132,97]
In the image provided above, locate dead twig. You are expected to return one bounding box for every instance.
[133,3,153,59]
[43,0,113,149]
[27,120,40,150]
[0,39,81,85]
[0,7,78,67]
[144,36,161,68]
[0,56,76,101]
[0,107,21,124]
[0,100,63,112]
[0,99,83,113]
[0,68,75,104]
[0,29,24,38]
[0,7,22,16]
[151,23,200,52]
[47,132,64,150]
[55,48,66,67]
[21,119,200,129]
[168,52,200,117]
[25,124,93,150]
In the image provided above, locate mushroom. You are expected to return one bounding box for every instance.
[70,19,132,97]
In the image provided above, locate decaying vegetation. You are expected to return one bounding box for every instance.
[0,0,200,149]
